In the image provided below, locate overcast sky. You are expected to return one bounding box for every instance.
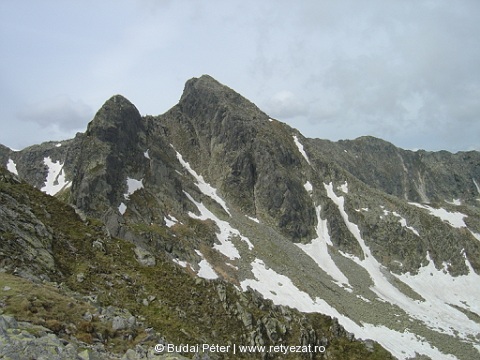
[1,0,479,152]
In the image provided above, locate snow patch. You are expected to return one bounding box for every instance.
[296,205,351,289]
[394,252,480,342]
[185,192,253,260]
[246,215,260,223]
[356,295,371,303]
[195,250,218,280]
[124,178,144,200]
[164,215,178,227]
[409,203,467,228]
[41,157,71,196]
[55,143,62,147]
[174,147,231,216]
[172,258,188,268]
[337,181,348,193]
[445,198,462,206]
[292,135,311,165]
[6,159,18,175]
[240,258,317,311]
[303,181,313,193]
[118,202,127,215]
[144,149,150,159]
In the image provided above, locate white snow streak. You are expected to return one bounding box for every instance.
[172,258,188,268]
[296,205,351,289]
[473,178,480,194]
[246,215,260,223]
[292,135,311,165]
[164,215,178,227]
[470,231,480,242]
[383,209,420,236]
[174,147,231,216]
[184,192,253,260]
[445,198,462,206]
[6,159,18,175]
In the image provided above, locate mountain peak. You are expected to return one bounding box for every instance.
[180,75,240,105]
[182,74,230,95]
[178,75,266,121]
[86,94,142,142]
[96,94,140,119]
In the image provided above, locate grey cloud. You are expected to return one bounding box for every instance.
[18,96,92,132]
[2,0,479,153]
[264,91,309,119]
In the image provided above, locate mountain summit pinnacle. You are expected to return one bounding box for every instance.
[177,75,267,122]
[85,94,143,143]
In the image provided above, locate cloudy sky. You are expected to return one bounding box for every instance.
[1,0,479,152]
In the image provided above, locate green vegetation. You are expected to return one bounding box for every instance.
[0,167,395,358]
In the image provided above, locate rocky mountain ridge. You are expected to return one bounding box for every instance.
[1,75,480,359]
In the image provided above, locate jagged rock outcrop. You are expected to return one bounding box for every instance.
[72,95,147,216]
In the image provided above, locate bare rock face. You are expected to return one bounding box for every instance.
[0,171,56,282]
[161,75,317,241]
[72,95,146,216]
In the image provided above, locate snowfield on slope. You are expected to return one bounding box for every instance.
[41,157,71,196]
[323,182,480,357]
[240,258,459,360]
[296,205,352,290]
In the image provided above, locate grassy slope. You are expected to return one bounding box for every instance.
[0,167,394,359]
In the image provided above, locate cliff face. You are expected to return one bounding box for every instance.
[2,75,480,360]
[307,135,480,205]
